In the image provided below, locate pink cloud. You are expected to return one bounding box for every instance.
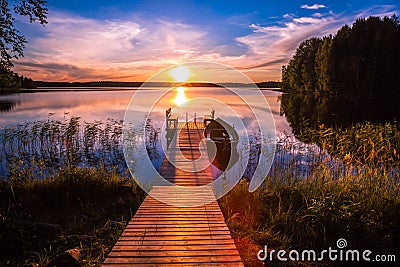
[233,5,398,80]
[15,12,209,81]
[13,6,399,83]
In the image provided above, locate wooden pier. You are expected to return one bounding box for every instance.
[103,119,243,266]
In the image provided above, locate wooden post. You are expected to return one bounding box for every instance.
[166,108,178,148]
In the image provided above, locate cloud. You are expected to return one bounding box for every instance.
[242,58,289,69]
[14,62,123,81]
[293,17,323,24]
[301,4,327,10]
[13,5,400,83]
[312,12,324,18]
[234,5,398,80]
[283,13,294,19]
[236,15,342,66]
[15,12,211,81]
[15,11,265,81]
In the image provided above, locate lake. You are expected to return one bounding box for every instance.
[1,87,397,184]
[0,88,292,135]
[0,87,302,183]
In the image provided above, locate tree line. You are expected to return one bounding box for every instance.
[0,0,47,91]
[281,15,400,95]
[0,70,36,89]
[36,81,280,88]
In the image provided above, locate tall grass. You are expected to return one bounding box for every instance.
[0,117,152,266]
[302,122,400,166]
[0,115,160,180]
[0,166,146,266]
[1,116,124,178]
[220,122,400,266]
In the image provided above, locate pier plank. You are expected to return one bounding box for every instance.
[103,121,243,266]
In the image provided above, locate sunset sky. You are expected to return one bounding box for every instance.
[14,0,399,82]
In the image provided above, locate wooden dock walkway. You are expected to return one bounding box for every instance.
[103,122,243,266]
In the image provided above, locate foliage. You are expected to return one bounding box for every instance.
[0,0,47,90]
[281,15,400,95]
[0,166,145,266]
[0,70,36,89]
[219,124,399,265]
[0,0,47,70]
[1,116,398,265]
[280,93,400,166]
[304,122,400,166]
[1,117,124,178]
[1,116,161,180]
[0,116,159,266]
[221,172,400,259]
[220,131,400,265]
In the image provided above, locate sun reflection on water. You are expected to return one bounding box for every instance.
[173,86,188,106]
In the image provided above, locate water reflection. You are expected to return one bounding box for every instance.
[0,90,134,126]
[0,88,292,180]
[281,93,400,137]
[173,86,188,105]
[0,88,289,133]
[0,100,18,113]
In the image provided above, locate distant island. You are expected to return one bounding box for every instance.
[2,79,281,93]
[34,80,281,88]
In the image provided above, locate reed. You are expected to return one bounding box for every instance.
[220,122,400,265]
[0,115,160,180]
[0,166,145,266]
[302,121,400,166]
[0,116,152,266]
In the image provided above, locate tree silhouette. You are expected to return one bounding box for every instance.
[0,0,47,71]
[282,15,400,96]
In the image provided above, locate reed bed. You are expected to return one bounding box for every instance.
[220,122,400,266]
[0,116,160,180]
[0,116,152,266]
[302,122,400,167]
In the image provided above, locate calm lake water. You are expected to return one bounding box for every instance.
[0,88,292,135]
[5,88,395,183]
[1,87,303,184]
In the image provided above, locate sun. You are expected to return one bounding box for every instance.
[173,87,188,105]
[170,66,190,82]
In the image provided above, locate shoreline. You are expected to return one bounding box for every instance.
[15,86,283,93]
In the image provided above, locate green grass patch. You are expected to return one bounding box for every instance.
[220,122,400,266]
[220,169,400,265]
[0,166,145,266]
[302,122,400,166]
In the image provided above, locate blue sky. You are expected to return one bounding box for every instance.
[14,1,399,82]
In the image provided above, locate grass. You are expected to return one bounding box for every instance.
[0,166,145,266]
[301,122,400,166]
[0,117,149,266]
[220,122,400,266]
[221,176,400,266]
